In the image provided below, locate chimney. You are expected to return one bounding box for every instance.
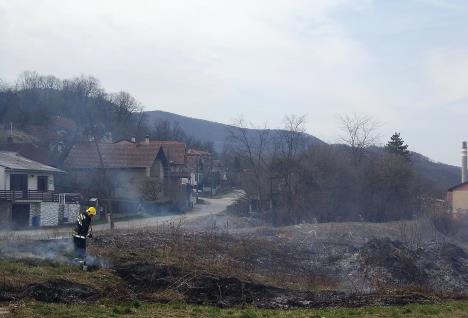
[145,135,150,144]
[131,137,136,143]
[462,141,468,183]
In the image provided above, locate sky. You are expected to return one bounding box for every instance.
[0,0,467,165]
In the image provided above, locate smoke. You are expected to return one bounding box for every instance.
[0,238,109,268]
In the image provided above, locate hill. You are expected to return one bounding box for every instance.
[411,152,460,192]
[144,110,325,152]
[145,110,460,194]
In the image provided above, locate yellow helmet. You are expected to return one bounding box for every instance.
[86,207,97,217]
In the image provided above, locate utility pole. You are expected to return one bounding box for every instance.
[7,122,13,144]
[195,156,200,203]
[87,114,114,230]
[92,137,114,230]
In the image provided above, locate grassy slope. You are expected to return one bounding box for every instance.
[0,259,123,292]
[9,301,468,318]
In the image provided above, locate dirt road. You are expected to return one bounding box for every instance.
[0,190,242,240]
[96,190,243,232]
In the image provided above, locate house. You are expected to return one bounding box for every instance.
[0,151,80,228]
[448,182,468,214]
[448,141,468,215]
[186,149,211,190]
[186,150,228,196]
[0,142,51,166]
[64,137,192,213]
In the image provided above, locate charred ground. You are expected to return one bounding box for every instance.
[0,217,467,314]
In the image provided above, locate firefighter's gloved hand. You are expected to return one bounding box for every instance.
[88,233,93,239]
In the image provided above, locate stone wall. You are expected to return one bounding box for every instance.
[0,202,81,228]
[40,202,60,226]
[39,202,81,226]
[63,203,80,224]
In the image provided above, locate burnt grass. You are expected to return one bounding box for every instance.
[26,279,98,304]
[94,229,467,308]
[0,227,467,308]
[114,263,435,309]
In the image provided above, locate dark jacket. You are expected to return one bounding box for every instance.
[73,212,92,238]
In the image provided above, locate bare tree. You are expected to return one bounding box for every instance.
[278,115,307,160]
[227,117,271,213]
[339,113,380,164]
[140,179,163,201]
[109,91,142,122]
[134,108,147,141]
[15,71,42,90]
[15,71,61,91]
[152,120,186,141]
[274,115,307,222]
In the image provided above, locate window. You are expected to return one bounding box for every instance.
[10,174,28,191]
[37,176,49,192]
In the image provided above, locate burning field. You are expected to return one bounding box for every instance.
[0,217,467,317]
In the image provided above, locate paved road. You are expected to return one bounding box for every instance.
[0,191,242,240]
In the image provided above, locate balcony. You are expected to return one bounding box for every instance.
[0,190,80,203]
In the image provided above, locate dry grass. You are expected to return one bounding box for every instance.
[90,222,336,291]
[0,258,123,295]
[7,300,468,318]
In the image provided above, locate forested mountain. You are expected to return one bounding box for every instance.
[144,110,325,153]
[145,110,460,194]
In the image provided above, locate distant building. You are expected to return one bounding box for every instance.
[0,151,80,228]
[186,148,211,190]
[448,183,468,214]
[448,141,468,215]
[64,137,192,212]
[186,149,228,196]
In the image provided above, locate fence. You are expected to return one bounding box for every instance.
[0,190,80,203]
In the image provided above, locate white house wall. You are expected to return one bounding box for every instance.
[4,171,9,190]
[28,174,37,190]
[28,173,55,191]
[49,175,55,191]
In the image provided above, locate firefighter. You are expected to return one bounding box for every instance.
[72,207,96,262]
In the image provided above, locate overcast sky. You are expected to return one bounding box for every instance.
[0,0,467,165]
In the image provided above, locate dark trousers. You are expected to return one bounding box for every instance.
[73,236,87,260]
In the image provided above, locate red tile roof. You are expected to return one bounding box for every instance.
[148,141,186,165]
[64,140,186,169]
[65,142,158,169]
